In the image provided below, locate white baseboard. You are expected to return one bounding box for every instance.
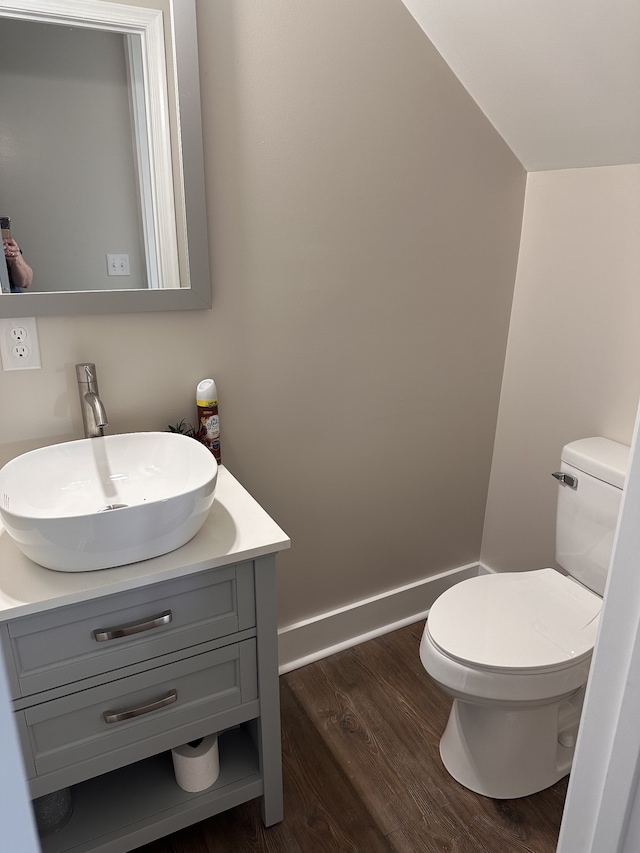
[278,562,481,674]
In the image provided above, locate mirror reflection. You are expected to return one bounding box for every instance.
[0,0,211,318]
[0,18,157,293]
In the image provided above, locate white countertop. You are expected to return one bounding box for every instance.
[0,466,290,621]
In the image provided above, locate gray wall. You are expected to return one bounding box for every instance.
[2,0,525,630]
[481,165,640,573]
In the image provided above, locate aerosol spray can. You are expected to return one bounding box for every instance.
[196,378,221,463]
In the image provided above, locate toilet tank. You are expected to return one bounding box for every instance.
[556,437,629,596]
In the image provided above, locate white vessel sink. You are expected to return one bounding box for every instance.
[0,432,218,572]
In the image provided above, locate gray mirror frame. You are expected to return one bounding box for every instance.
[0,0,211,318]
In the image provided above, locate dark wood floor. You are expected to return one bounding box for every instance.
[137,622,567,852]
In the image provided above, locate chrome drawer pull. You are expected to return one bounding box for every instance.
[93,610,172,642]
[103,689,178,724]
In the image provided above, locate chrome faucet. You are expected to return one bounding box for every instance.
[76,363,108,438]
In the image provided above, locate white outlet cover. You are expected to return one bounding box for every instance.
[0,317,41,370]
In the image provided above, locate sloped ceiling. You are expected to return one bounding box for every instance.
[401,0,640,171]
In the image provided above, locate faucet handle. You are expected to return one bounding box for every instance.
[76,362,96,383]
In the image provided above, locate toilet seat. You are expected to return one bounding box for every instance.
[427,568,601,673]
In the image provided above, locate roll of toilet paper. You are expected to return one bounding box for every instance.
[171,734,220,792]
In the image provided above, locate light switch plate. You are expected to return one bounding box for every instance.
[106,254,130,276]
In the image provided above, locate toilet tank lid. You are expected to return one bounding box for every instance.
[562,437,629,489]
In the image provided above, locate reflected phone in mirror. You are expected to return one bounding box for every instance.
[0,217,10,293]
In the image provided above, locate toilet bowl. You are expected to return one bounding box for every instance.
[420,568,600,798]
[418,437,629,799]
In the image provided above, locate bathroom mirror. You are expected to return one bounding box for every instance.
[0,0,210,317]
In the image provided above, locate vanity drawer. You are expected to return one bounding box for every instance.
[9,564,256,696]
[24,638,258,777]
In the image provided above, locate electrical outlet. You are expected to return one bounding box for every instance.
[10,325,28,342]
[0,317,41,370]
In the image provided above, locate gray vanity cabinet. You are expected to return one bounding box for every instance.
[1,554,283,853]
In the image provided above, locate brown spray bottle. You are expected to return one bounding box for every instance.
[196,378,221,463]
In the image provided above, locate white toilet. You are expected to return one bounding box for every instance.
[420,436,629,799]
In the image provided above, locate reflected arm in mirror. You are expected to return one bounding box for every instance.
[3,238,33,291]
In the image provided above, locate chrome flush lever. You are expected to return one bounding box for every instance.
[552,471,578,489]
